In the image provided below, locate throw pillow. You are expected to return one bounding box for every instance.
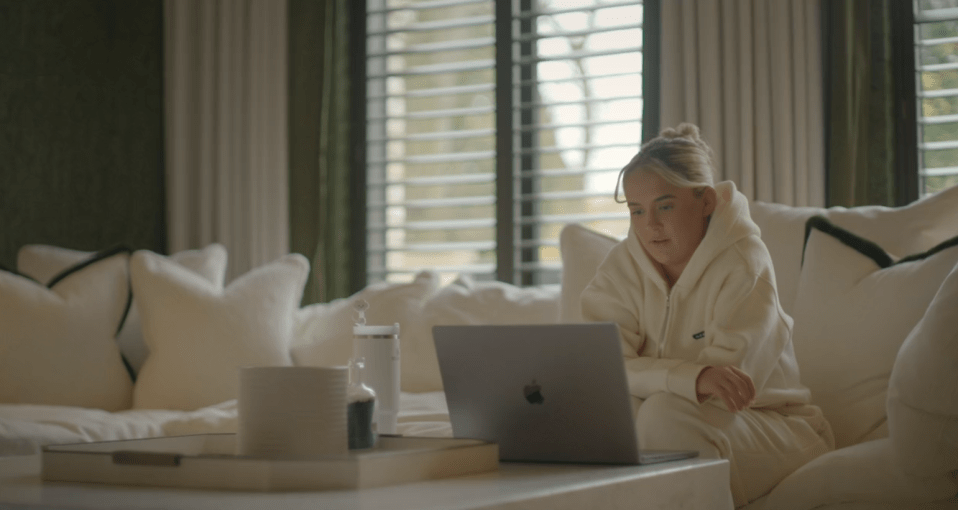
[887,262,958,479]
[290,271,440,384]
[749,184,958,316]
[791,216,958,448]
[0,246,134,411]
[17,244,228,376]
[763,438,958,510]
[131,251,308,411]
[402,275,561,393]
[558,223,621,323]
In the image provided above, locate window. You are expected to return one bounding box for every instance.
[363,0,646,286]
[915,0,958,196]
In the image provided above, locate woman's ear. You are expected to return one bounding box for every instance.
[702,186,717,217]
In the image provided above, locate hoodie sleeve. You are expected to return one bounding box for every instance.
[696,263,796,404]
[580,247,706,403]
[580,263,646,357]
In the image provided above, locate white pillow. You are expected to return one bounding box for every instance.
[290,271,440,383]
[749,184,958,316]
[131,251,308,410]
[402,275,561,393]
[887,261,958,479]
[17,244,227,376]
[558,223,621,323]
[791,217,958,448]
[763,438,958,510]
[0,247,134,411]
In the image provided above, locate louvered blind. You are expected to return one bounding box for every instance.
[365,0,642,285]
[915,1,958,196]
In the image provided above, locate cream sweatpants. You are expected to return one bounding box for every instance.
[633,393,835,508]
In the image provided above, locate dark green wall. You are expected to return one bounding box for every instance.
[0,0,166,269]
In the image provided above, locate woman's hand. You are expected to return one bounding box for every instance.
[695,366,756,412]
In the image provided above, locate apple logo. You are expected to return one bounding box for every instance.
[523,380,544,404]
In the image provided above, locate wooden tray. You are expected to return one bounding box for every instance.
[41,433,498,492]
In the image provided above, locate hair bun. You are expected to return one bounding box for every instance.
[658,122,699,139]
[658,123,708,149]
[674,122,700,140]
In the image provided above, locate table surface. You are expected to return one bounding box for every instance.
[0,453,733,510]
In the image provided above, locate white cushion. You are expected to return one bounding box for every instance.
[17,244,227,375]
[131,251,308,410]
[749,184,958,316]
[763,438,958,510]
[558,223,621,323]
[887,261,958,478]
[0,248,133,411]
[290,271,440,388]
[402,275,561,393]
[791,217,958,448]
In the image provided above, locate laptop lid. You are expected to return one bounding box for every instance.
[433,323,650,464]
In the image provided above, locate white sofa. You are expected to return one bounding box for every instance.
[1,186,957,510]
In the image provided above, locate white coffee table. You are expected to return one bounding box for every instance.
[0,453,733,510]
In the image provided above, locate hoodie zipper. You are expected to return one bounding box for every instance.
[657,291,672,358]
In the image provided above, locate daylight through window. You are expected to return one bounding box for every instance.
[915,0,958,196]
[365,0,642,286]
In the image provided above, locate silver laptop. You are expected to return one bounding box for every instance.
[433,323,699,465]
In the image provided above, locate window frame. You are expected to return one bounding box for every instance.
[894,0,919,205]
[350,0,370,294]
[349,0,660,291]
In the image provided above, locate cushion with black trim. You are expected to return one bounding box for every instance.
[0,247,134,411]
[131,250,308,411]
[749,184,958,316]
[791,216,958,449]
[17,244,228,377]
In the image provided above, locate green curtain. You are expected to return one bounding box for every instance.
[823,0,913,207]
[288,0,353,304]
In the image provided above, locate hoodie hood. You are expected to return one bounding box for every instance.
[625,180,760,292]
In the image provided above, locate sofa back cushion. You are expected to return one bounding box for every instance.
[291,273,559,394]
[791,217,958,448]
[402,276,560,393]
[290,271,440,389]
[558,223,621,323]
[559,185,958,323]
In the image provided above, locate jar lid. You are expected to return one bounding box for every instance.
[353,323,400,336]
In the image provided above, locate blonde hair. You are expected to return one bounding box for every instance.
[614,123,716,202]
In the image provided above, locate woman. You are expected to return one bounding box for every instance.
[581,123,833,507]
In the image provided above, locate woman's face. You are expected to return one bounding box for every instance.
[623,170,715,281]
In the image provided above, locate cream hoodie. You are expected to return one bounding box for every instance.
[581,180,810,410]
